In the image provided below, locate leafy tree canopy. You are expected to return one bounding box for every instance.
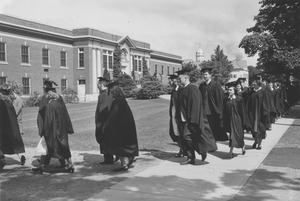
[239,0,300,79]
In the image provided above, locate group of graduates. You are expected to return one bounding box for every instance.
[168,67,299,164]
[0,77,139,172]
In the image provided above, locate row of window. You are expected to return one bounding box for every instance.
[0,76,67,95]
[154,64,180,75]
[0,42,70,67]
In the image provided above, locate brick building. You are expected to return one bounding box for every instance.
[0,14,182,102]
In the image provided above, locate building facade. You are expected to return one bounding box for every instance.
[0,14,182,102]
[228,59,249,86]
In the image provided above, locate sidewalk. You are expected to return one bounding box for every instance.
[86,104,300,201]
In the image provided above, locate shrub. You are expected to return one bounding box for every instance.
[62,88,79,104]
[116,73,136,97]
[161,84,173,95]
[133,79,164,99]
[25,91,40,107]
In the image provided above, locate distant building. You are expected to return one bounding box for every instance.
[0,14,182,102]
[183,47,204,68]
[228,59,249,86]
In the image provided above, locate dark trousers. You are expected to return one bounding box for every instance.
[179,122,196,160]
[104,154,114,162]
[40,155,65,166]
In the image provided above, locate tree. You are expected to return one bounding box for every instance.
[239,0,300,79]
[200,45,233,84]
[142,57,149,76]
[182,62,202,84]
[113,45,122,79]
[103,68,111,81]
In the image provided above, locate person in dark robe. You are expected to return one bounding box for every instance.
[177,69,217,165]
[263,79,276,130]
[246,77,269,150]
[95,77,114,164]
[236,78,249,104]
[32,80,74,173]
[223,82,250,158]
[199,67,228,141]
[267,81,277,124]
[102,82,139,171]
[36,79,65,168]
[273,81,284,119]
[168,74,183,157]
[0,86,26,170]
[286,75,300,108]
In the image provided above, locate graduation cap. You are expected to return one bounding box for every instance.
[44,79,58,89]
[168,74,178,79]
[201,67,213,73]
[97,77,110,83]
[225,81,237,89]
[253,75,262,81]
[236,77,246,83]
[175,68,191,75]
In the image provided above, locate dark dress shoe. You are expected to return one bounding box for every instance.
[114,165,129,171]
[20,155,26,165]
[175,153,183,158]
[127,157,135,167]
[180,159,195,165]
[256,146,262,150]
[252,142,257,149]
[100,161,114,164]
[242,150,246,155]
[201,153,207,161]
[32,167,43,174]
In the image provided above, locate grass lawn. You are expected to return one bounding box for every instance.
[22,97,179,153]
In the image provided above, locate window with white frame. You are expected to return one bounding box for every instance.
[161,65,164,75]
[167,66,170,75]
[42,48,49,65]
[103,50,113,70]
[22,77,30,95]
[133,55,142,72]
[78,48,84,68]
[173,67,175,74]
[21,45,30,64]
[61,79,67,92]
[0,42,6,62]
[0,76,7,85]
[60,51,67,67]
[155,64,158,74]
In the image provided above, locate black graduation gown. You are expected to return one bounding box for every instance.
[169,87,180,142]
[37,94,51,137]
[95,90,114,154]
[199,80,228,141]
[246,88,269,140]
[102,97,139,157]
[223,96,250,148]
[43,96,74,160]
[179,84,217,153]
[274,87,284,116]
[0,99,25,155]
[287,83,300,106]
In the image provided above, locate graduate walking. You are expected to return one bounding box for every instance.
[223,82,251,158]
[0,85,26,170]
[177,69,217,165]
[199,68,228,141]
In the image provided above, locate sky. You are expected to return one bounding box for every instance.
[0,0,261,66]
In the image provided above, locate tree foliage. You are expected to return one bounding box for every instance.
[182,62,202,84]
[200,45,233,84]
[113,45,122,79]
[142,57,149,76]
[115,73,136,97]
[239,0,300,79]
